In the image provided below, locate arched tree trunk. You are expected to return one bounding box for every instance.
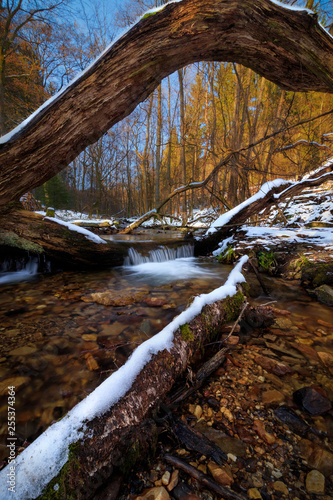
[0,0,332,206]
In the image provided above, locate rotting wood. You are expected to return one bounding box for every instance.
[168,346,229,405]
[164,453,248,500]
[166,414,228,465]
[37,293,245,499]
[0,0,333,206]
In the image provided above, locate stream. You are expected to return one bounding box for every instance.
[0,236,332,467]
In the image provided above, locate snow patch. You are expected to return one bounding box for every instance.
[206,179,288,234]
[44,217,107,244]
[0,255,248,499]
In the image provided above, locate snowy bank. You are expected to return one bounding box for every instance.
[0,255,248,499]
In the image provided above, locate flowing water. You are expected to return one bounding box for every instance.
[0,243,231,462]
[0,242,332,465]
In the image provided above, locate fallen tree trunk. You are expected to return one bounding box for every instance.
[0,208,186,269]
[0,259,247,499]
[195,161,333,255]
[0,0,333,206]
[41,295,245,499]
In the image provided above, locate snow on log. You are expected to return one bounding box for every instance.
[195,161,333,255]
[0,0,333,206]
[0,256,248,499]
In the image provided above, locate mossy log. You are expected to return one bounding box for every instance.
[38,293,244,499]
[0,209,185,269]
[0,0,333,206]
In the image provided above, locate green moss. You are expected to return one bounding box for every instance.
[301,261,333,287]
[0,231,43,254]
[180,323,195,341]
[129,60,157,79]
[37,442,81,499]
[267,19,282,30]
[223,290,244,322]
[142,12,156,19]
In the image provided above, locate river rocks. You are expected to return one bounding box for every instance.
[273,480,289,495]
[296,439,333,476]
[262,389,285,405]
[247,488,263,499]
[306,470,325,494]
[207,461,233,486]
[85,353,99,371]
[99,322,125,337]
[8,345,37,356]
[167,470,179,492]
[290,342,319,363]
[317,351,333,367]
[90,289,147,306]
[143,297,168,307]
[254,355,293,376]
[314,284,333,306]
[0,376,30,395]
[253,419,276,445]
[136,486,170,500]
[271,317,293,330]
[293,386,332,415]
[161,471,170,486]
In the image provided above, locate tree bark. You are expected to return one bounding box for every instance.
[0,0,332,205]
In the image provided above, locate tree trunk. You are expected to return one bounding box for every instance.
[36,291,246,499]
[0,0,332,205]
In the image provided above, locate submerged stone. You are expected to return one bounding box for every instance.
[306,470,325,494]
[314,284,333,306]
[293,386,332,415]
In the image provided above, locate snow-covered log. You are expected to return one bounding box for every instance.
[195,162,333,255]
[0,0,333,206]
[0,257,248,499]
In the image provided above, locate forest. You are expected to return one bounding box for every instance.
[1,0,332,221]
[0,1,333,500]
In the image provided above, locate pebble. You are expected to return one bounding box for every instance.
[82,334,97,341]
[136,486,170,500]
[262,389,285,405]
[273,481,289,495]
[306,470,325,494]
[85,354,99,371]
[167,470,179,492]
[247,488,263,499]
[161,471,170,486]
[0,376,30,395]
[193,405,203,419]
[207,461,233,486]
[8,345,37,356]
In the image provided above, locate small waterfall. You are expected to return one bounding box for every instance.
[0,256,39,285]
[124,244,194,266]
